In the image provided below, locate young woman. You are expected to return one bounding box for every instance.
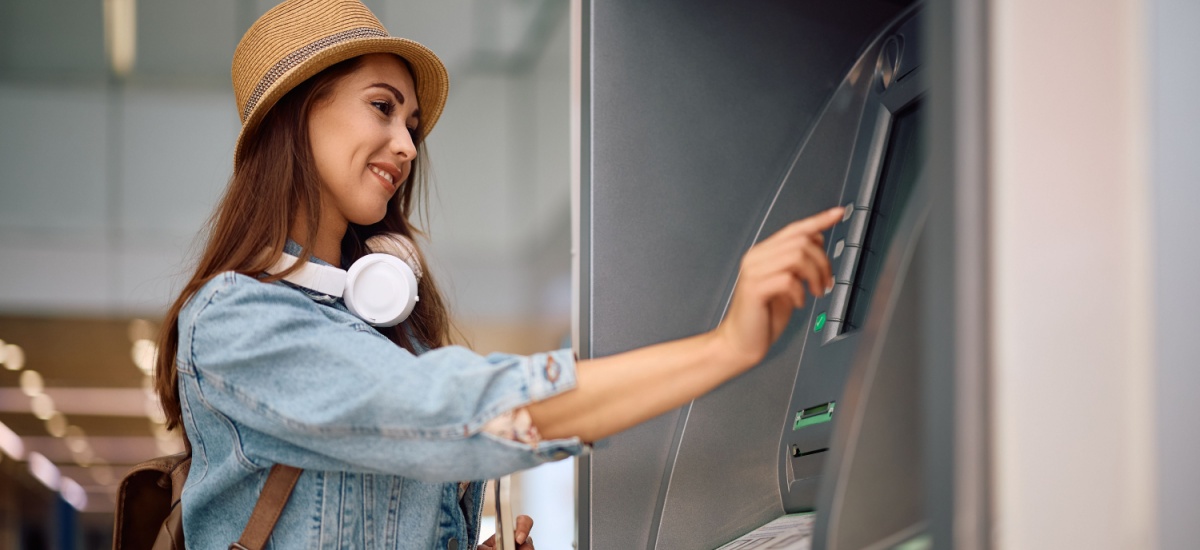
[153,0,843,548]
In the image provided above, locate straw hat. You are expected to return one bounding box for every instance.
[231,0,449,167]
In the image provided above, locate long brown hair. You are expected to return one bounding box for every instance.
[154,56,454,437]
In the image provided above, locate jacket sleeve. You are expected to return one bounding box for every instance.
[177,272,585,482]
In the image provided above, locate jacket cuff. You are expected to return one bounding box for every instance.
[521,348,577,402]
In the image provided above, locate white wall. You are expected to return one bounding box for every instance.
[990,0,1156,548]
[0,81,233,314]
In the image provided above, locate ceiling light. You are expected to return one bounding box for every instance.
[131,339,157,375]
[19,370,43,396]
[0,421,24,460]
[60,477,88,511]
[145,399,166,424]
[45,412,68,438]
[28,452,60,491]
[150,421,174,442]
[142,374,156,399]
[64,425,87,453]
[4,344,24,371]
[128,319,155,342]
[103,0,137,77]
[91,462,115,486]
[156,438,183,455]
[30,393,55,420]
[73,446,95,467]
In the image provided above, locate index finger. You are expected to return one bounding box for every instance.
[515,515,534,544]
[787,206,845,235]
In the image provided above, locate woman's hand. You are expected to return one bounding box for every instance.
[526,205,843,443]
[716,206,844,367]
[477,514,535,550]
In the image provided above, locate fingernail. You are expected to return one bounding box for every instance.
[826,284,833,295]
[517,533,527,544]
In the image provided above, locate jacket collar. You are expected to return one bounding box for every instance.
[283,239,340,268]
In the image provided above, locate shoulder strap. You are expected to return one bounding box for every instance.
[228,464,304,550]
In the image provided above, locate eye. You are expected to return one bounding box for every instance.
[371,100,394,116]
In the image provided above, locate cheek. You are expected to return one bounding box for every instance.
[308,146,362,220]
[308,118,339,177]
[309,119,360,189]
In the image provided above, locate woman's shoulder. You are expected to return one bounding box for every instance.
[180,271,315,328]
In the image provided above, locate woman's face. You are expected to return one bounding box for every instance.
[308,53,420,227]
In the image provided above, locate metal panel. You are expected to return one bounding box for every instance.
[652,48,880,548]
[922,0,991,547]
[1151,3,1200,549]
[813,184,931,550]
[578,1,912,548]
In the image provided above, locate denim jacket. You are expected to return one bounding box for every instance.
[176,247,584,549]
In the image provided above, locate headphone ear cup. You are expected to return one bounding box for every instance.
[365,233,423,281]
[343,253,419,327]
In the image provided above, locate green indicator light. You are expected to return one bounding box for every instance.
[814,312,827,333]
[793,402,836,430]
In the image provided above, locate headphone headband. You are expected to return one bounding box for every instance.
[265,235,421,327]
[267,253,348,297]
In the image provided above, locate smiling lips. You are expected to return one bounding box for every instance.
[369,163,401,192]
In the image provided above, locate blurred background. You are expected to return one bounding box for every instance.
[0,0,574,547]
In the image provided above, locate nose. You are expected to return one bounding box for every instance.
[391,124,417,162]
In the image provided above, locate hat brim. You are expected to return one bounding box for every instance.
[233,36,448,169]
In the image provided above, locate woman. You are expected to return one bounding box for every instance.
[153,0,844,548]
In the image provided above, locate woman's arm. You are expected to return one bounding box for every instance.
[528,207,844,442]
[180,272,585,481]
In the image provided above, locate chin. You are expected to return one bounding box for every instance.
[348,207,389,227]
[354,215,389,227]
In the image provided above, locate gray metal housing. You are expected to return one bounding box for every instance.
[575,2,923,548]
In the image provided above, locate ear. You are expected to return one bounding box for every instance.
[365,232,423,281]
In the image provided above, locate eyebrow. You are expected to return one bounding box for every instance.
[368,83,421,120]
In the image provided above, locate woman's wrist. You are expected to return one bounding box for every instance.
[707,325,762,374]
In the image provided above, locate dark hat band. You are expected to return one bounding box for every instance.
[241,26,388,120]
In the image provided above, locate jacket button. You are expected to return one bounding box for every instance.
[447,537,458,550]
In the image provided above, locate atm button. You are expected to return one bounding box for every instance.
[842,203,854,222]
[846,208,869,245]
[833,239,845,259]
[836,246,860,282]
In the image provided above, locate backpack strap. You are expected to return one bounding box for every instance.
[228,464,304,550]
[152,456,192,550]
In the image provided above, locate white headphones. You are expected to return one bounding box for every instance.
[267,234,422,327]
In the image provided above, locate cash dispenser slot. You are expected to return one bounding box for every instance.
[790,446,829,459]
[788,448,827,488]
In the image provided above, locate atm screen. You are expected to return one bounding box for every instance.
[844,102,925,330]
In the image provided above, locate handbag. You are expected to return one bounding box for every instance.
[113,452,303,550]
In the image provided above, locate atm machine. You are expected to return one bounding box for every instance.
[575,1,945,548]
